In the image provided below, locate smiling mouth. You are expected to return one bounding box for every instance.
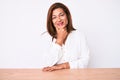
[57,22,64,27]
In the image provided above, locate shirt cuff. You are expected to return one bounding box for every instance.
[69,60,84,69]
[69,61,78,69]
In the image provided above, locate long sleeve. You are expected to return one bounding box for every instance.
[40,31,89,69]
[68,32,89,68]
[40,32,63,67]
[46,41,63,66]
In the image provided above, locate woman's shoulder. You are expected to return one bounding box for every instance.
[71,29,84,37]
[40,31,52,41]
[70,29,87,41]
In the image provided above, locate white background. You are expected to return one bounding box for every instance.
[0,0,120,68]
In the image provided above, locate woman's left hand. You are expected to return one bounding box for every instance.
[42,62,70,72]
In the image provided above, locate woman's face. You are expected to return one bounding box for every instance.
[52,8,68,30]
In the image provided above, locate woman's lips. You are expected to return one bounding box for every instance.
[57,22,64,27]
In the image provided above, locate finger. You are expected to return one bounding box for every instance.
[46,66,57,72]
[45,68,54,72]
[56,28,60,31]
[42,67,51,71]
[62,29,65,31]
[42,66,55,72]
[48,68,55,72]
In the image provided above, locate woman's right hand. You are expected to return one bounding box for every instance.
[56,28,68,46]
[42,62,70,72]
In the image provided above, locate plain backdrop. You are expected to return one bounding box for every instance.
[0,0,120,68]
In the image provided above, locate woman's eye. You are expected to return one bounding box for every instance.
[52,16,56,19]
[60,13,64,16]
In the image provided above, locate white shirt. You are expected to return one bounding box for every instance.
[40,30,89,69]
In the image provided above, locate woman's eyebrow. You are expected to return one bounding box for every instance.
[59,12,63,15]
[52,12,64,17]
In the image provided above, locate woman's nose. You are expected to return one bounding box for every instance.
[57,17,61,21]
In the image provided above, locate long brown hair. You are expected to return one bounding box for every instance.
[47,2,76,39]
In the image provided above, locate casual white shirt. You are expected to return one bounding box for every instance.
[40,30,89,69]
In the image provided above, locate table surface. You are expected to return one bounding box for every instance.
[0,68,120,80]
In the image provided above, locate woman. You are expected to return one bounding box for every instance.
[41,2,89,71]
